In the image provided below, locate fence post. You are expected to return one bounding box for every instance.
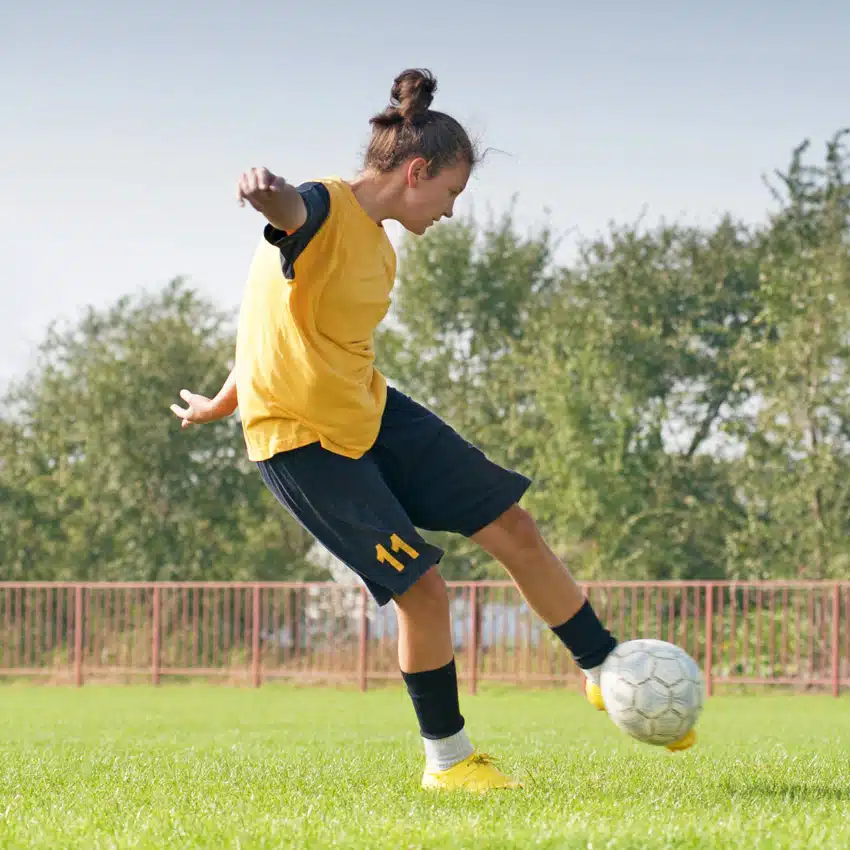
[151,586,161,686]
[469,584,479,695]
[252,584,262,688]
[832,582,841,699]
[74,585,84,687]
[358,585,368,693]
[704,583,714,698]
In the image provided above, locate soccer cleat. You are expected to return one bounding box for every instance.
[665,728,697,751]
[585,678,697,752]
[421,752,522,791]
[585,679,607,711]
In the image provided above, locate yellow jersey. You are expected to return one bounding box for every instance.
[235,176,396,461]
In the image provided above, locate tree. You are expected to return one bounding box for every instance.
[6,133,849,585]
[511,219,759,579]
[380,132,850,581]
[726,130,850,578]
[0,279,318,581]
[376,206,559,577]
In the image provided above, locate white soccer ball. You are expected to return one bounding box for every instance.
[600,639,705,746]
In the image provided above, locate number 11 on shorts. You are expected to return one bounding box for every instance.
[376,534,420,572]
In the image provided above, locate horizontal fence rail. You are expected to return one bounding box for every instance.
[0,582,848,696]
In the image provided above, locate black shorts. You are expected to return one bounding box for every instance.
[257,387,531,606]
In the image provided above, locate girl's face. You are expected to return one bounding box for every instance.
[397,158,471,235]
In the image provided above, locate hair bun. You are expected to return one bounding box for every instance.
[390,68,436,122]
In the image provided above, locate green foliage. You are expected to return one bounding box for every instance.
[5,132,850,582]
[727,131,850,578]
[0,279,318,581]
[380,130,850,580]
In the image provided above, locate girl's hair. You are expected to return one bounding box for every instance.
[365,69,478,175]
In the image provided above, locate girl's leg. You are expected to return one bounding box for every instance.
[394,567,473,770]
[394,567,520,788]
[474,505,697,751]
[394,566,453,673]
[471,504,616,680]
[256,444,522,788]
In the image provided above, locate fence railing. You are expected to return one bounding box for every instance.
[1,581,848,695]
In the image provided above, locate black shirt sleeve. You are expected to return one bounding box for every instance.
[262,181,331,279]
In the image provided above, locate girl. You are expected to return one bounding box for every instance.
[170,68,694,792]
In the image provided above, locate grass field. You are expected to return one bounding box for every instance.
[1,685,849,849]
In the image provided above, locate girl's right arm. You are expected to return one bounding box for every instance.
[170,368,238,429]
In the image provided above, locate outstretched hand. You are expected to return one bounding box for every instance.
[170,389,228,429]
[237,167,287,213]
[235,166,306,233]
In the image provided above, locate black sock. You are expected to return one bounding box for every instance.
[401,658,465,740]
[551,600,617,669]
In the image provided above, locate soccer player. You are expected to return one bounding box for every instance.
[170,68,695,792]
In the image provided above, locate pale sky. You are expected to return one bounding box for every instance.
[2,0,847,387]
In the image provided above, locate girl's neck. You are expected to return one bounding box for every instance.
[347,171,401,225]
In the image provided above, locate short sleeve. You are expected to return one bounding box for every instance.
[263,182,331,279]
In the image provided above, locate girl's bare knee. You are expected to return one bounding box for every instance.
[394,567,448,618]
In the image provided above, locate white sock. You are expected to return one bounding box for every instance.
[423,728,475,772]
[582,664,603,687]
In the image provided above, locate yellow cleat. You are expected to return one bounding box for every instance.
[585,679,607,711]
[665,727,697,752]
[585,678,697,752]
[421,752,522,792]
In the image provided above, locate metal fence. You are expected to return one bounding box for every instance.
[1,581,848,696]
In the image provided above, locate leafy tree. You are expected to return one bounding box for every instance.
[512,219,759,579]
[0,279,318,581]
[727,130,850,578]
[376,207,559,577]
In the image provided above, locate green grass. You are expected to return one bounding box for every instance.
[1,685,849,849]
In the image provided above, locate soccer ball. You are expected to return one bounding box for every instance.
[600,639,704,746]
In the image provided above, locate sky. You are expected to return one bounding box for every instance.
[2,0,848,387]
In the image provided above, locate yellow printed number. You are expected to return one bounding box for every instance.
[376,534,420,573]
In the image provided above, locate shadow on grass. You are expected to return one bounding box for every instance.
[722,778,850,802]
